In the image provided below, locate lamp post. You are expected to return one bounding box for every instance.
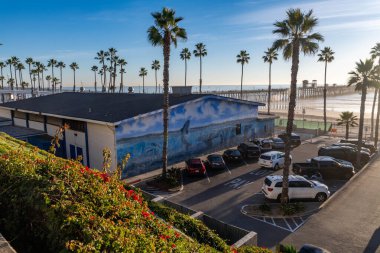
[302,107,306,129]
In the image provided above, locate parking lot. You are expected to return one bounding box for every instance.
[135,136,353,247]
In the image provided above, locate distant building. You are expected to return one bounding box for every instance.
[0,92,274,177]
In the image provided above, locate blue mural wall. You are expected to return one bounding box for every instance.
[115,96,272,177]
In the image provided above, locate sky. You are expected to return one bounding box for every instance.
[1,0,379,88]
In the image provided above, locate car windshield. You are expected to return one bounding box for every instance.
[272,138,283,143]
[264,178,272,186]
[260,155,272,160]
[231,150,240,156]
[210,156,223,162]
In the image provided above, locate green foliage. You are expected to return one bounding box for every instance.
[281,202,305,216]
[238,246,272,253]
[276,244,297,253]
[0,133,217,252]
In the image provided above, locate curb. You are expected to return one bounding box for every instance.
[319,151,379,210]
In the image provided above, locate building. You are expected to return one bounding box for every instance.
[0,92,274,177]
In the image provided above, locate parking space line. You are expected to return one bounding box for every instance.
[225,166,232,175]
[292,217,299,226]
[283,218,293,231]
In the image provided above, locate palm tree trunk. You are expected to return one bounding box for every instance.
[375,90,380,147]
[0,67,3,88]
[370,88,378,139]
[323,61,327,133]
[37,73,41,90]
[119,71,123,93]
[28,64,33,92]
[268,63,272,115]
[14,67,18,89]
[155,69,158,93]
[41,71,45,91]
[143,76,145,94]
[357,85,367,167]
[113,62,117,93]
[73,71,76,92]
[60,68,63,92]
[346,123,349,140]
[162,31,171,178]
[102,62,106,92]
[199,56,202,93]
[184,59,187,87]
[282,40,300,204]
[51,67,54,92]
[94,71,97,93]
[240,63,243,100]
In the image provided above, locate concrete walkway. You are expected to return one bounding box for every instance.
[0,234,16,253]
[281,155,380,253]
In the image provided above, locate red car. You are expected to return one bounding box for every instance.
[185,158,206,175]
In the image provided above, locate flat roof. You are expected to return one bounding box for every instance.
[0,125,45,139]
[1,92,264,124]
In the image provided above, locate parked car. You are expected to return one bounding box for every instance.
[318,146,370,166]
[270,137,285,149]
[262,175,330,202]
[259,151,292,170]
[205,154,227,170]
[299,244,331,253]
[223,149,243,163]
[339,139,377,154]
[251,138,273,153]
[185,158,206,175]
[278,132,302,147]
[237,142,261,159]
[332,143,371,155]
[293,156,355,180]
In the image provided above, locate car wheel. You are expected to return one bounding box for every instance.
[274,164,279,171]
[315,193,327,202]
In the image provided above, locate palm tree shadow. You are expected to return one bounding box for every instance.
[364,227,380,253]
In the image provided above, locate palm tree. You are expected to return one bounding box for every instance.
[263,47,278,114]
[56,61,65,92]
[6,59,13,89]
[370,43,380,140]
[236,50,250,100]
[0,62,5,89]
[95,50,109,92]
[318,47,335,133]
[148,7,187,177]
[139,67,148,93]
[193,43,207,93]
[16,63,25,89]
[117,58,127,93]
[272,8,324,203]
[52,77,60,90]
[180,48,191,86]
[348,59,376,166]
[25,58,34,91]
[46,75,51,90]
[34,62,42,90]
[337,111,358,140]
[69,62,79,92]
[151,60,161,93]
[91,66,99,92]
[7,78,14,90]
[107,48,118,92]
[31,69,37,90]
[374,71,380,147]
[39,63,47,90]
[98,69,104,92]
[11,57,20,89]
[47,59,57,91]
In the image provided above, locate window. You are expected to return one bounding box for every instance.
[47,116,62,126]
[29,114,44,123]
[236,124,241,135]
[65,120,85,132]
[70,144,84,165]
[275,182,282,187]
[264,178,272,186]
[14,111,26,119]
[289,181,297,188]
[297,181,312,188]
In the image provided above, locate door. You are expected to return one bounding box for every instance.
[278,153,285,168]
[76,147,84,164]
[70,144,76,160]
[296,181,314,198]
[288,181,297,199]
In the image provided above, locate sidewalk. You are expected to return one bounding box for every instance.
[0,233,16,253]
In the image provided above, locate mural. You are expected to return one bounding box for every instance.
[115,96,271,177]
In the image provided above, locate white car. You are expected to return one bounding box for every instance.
[262,175,330,202]
[259,151,291,170]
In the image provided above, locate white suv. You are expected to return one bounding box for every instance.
[262,175,330,202]
[259,151,291,170]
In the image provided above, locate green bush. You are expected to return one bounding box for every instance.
[281,202,305,216]
[0,133,217,252]
[238,246,272,253]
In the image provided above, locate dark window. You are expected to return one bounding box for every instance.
[236,124,241,135]
[289,181,297,187]
[275,182,282,187]
[70,144,76,159]
[264,178,272,186]
[29,114,44,123]
[297,181,312,187]
[47,116,62,126]
[14,111,26,119]
[65,120,85,132]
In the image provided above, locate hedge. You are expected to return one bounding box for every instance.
[0,133,217,252]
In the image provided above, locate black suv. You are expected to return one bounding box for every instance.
[237,142,261,159]
[339,139,376,154]
[251,138,273,153]
[318,146,370,166]
[278,132,301,147]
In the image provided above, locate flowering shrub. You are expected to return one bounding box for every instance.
[0,133,218,252]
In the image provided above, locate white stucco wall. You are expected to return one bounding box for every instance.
[46,124,60,138]
[87,122,117,171]
[29,121,44,131]
[0,108,11,119]
[65,129,87,166]
[14,118,27,127]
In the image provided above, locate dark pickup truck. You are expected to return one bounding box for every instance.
[292,156,355,180]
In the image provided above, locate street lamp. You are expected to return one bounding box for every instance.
[302,107,306,129]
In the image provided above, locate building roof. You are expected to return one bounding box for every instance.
[1,92,264,124]
[0,125,45,139]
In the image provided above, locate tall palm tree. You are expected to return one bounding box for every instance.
[16,63,25,89]
[98,69,104,92]
[180,48,191,87]
[7,78,14,90]
[337,111,358,140]
[370,43,380,140]
[6,59,13,88]
[34,62,42,90]
[56,61,65,92]
[263,47,278,114]
[47,59,57,91]
[148,7,187,177]
[107,48,118,92]
[193,43,207,93]
[318,47,335,133]
[46,75,51,91]
[91,65,98,92]
[25,58,34,91]
[52,77,60,90]
[31,69,37,90]
[139,67,148,93]
[236,50,250,100]
[40,63,47,91]
[69,62,79,92]
[0,62,5,89]
[348,59,376,166]
[95,50,109,92]
[11,57,20,89]
[118,58,127,93]
[272,8,324,203]
[374,71,380,147]
[151,60,160,93]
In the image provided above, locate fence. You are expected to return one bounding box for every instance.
[275,118,332,131]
